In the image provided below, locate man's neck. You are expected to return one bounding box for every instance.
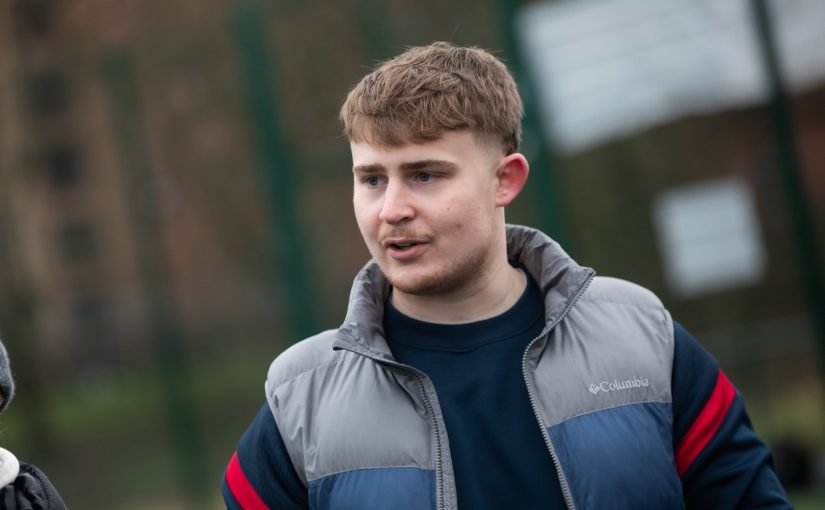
[390,263,527,325]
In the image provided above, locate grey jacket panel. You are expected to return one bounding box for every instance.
[531,276,674,428]
[267,333,435,485]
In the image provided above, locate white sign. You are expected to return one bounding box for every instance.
[652,176,766,297]
[517,0,825,153]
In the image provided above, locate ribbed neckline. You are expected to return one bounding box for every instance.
[384,270,545,353]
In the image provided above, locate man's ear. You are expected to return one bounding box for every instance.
[494,153,529,207]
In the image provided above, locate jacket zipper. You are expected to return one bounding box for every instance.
[413,372,446,510]
[335,344,447,510]
[522,272,595,510]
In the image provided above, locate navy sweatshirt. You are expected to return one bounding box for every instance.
[383,273,565,509]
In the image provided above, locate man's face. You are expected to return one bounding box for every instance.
[351,130,505,298]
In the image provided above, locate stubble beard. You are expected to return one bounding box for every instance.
[383,238,495,297]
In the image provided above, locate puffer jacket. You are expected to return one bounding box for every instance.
[223,225,789,509]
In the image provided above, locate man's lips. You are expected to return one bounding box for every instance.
[381,237,431,260]
[381,238,427,250]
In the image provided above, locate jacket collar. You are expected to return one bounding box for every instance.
[333,225,595,360]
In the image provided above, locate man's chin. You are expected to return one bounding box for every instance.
[386,269,464,298]
[386,271,436,296]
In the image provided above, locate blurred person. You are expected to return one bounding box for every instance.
[222,42,790,509]
[0,342,67,510]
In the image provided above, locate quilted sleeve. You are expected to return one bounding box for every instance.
[672,321,791,509]
[222,403,307,510]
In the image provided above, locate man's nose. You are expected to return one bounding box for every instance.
[378,180,414,224]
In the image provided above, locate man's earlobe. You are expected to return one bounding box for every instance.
[495,153,529,207]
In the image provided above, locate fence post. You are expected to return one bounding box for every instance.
[495,0,570,249]
[231,2,318,340]
[101,52,209,507]
[750,0,825,393]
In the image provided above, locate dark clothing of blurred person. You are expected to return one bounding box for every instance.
[0,342,67,510]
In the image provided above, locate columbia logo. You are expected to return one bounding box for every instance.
[589,377,650,395]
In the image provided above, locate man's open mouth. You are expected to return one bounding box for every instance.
[383,237,428,252]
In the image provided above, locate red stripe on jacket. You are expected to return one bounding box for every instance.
[226,451,270,510]
[675,369,736,477]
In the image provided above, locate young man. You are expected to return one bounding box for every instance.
[223,42,790,509]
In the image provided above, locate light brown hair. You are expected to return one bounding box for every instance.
[340,42,524,155]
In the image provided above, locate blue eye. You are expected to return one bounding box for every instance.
[365,176,381,187]
[417,172,433,183]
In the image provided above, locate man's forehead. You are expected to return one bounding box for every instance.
[351,142,453,169]
[352,160,459,175]
[349,131,494,169]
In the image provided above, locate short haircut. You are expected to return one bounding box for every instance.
[340,42,524,155]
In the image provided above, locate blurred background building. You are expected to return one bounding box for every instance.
[0,0,823,507]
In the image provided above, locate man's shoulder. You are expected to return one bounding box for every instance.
[575,276,674,347]
[581,275,665,311]
[265,329,340,392]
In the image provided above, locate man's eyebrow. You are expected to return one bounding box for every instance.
[399,160,457,171]
[352,164,385,174]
